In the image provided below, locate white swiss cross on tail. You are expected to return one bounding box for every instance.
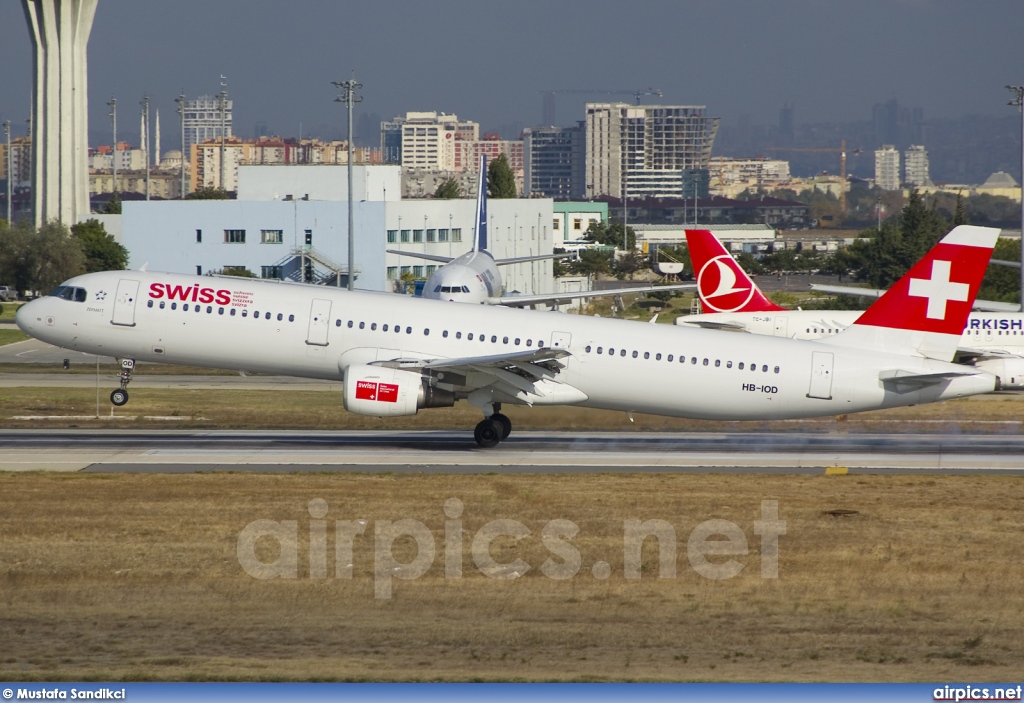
[833,225,999,362]
[908,259,969,319]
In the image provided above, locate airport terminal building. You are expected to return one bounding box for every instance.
[103,165,555,296]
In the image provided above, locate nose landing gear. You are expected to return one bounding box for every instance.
[110,358,135,407]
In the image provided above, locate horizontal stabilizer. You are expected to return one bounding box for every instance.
[493,283,694,308]
[810,283,1020,313]
[494,252,572,266]
[879,368,979,387]
[679,319,749,332]
[386,249,454,264]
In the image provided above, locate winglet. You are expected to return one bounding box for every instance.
[474,154,488,252]
[684,229,785,313]
[830,225,999,361]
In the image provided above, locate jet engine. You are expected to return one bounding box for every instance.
[342,364,455,417]
[973,358,1024,390]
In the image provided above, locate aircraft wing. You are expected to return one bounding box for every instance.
[809,283,1020,313]
[494,253,572,266]
[491,283,696,307]
[676,318,749,332]
[372,347,582,404]
[386,249,454,264]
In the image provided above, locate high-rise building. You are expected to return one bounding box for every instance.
[523,124,586,200]
[875,145,901,191]
[182,95,233,156]
[904,145,932,187]
[585,103,719,200]
[379,112,478,168]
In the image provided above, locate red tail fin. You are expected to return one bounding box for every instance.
[684,229,786,313]
[833,225,999,361]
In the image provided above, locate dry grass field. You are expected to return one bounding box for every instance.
[0,472,1022,682]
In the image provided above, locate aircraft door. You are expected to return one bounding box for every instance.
[111,279,141,327]
[550,331,572,349]
[806,351,834,400]
[773,316,788,337]
[306,299,332,346]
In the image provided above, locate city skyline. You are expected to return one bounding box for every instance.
[2,0,1024,148]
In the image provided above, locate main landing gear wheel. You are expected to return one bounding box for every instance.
[491,413,512,440]
[474,418,504,448]
[110,388,129,406]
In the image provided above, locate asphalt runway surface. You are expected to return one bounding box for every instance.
[1,429,1023,474]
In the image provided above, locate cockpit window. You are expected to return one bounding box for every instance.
[462,286,470,293]
[49,286,87,302]
[434,286,442,293]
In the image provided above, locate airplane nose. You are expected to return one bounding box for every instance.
[15,299,40,335]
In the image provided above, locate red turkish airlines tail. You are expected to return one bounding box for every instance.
[830,225,999,361]
[684,229,786,313]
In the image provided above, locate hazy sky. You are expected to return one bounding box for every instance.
[2,0,1023,146]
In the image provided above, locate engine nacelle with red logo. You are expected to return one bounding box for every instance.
[342,364,455,417]
[973,357,1024,390]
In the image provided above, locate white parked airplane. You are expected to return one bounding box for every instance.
[388,155,693,306]
[16,225,1000,447]
[676,228,1024,388]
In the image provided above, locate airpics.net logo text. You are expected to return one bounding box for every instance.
[236,498,786,599]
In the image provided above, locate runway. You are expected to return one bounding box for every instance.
[1,429,1022,474]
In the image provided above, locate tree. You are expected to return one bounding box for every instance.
[552,248,570,278]
[583,221,636,250]
[433,177,462,199]
[71,218,129,272]
[568,249,612,277]
[186,186,230,200]
[209,266,257,278]
[0,220,85,294]
[486,154,517,199]
[612,250,645,280]
[104,192,122,214]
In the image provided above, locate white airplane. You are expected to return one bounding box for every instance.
[676,228,1024,388]
[16,225,1000,448]
[388,155,693,306]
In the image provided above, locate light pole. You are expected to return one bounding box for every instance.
[3,120,11,224]
[333,75,362,291]
[1008,85,1024,309]
[218,76,228,192]
[107,97,117,199]
[140,95,150,200]
[175,91,186,198]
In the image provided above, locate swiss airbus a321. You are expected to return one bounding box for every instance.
[17,225,1000,447]
[389,155,694,306]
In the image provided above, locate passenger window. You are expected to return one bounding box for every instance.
[515,338,520,345]
[502,336,508,344]
[526,339,532,347]
[195,306,201,314]
[359,322,365,329]
[632,351,638,358]
[406,326,412,334]
[726,361,732,368]
[738,362,744,370]
[219,307,225,315]
[468,333,474,340]
[184,304,190,311]
[691,357,697,364]
[382,323,389,331]
[371,323,377,331]
[456,332,462,339]
[230,309,236,316]
[762,365,768,372]
[667,354,673,362]
[147,300,153,308]
[335,319,341,327]
[443,330,448,338]
[491,335,497,343]
[703,358,709,366]
[160,301,165,309]
[620,349,626,357]
[265,312,270,320]
[277,313,282,321]
[347,320,353,328]
[655,353,661,361]
[241,309,246,317]
[424,329,430,336]
[609,348,615,355]
[586,345,592,353]
[774,366,780,374]
[715,360,720,367]
[644,352,650,360]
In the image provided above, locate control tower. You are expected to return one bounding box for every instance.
[22,0,98,226]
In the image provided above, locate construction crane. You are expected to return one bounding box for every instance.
[540,88,664,125]
[763,139,861,214]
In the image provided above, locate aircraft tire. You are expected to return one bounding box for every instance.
[474,418,503,448]
[110,389,129,406]
[491,413,512,440]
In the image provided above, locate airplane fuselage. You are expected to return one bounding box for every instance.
[17,270,996,423]
[421,251,501,304]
